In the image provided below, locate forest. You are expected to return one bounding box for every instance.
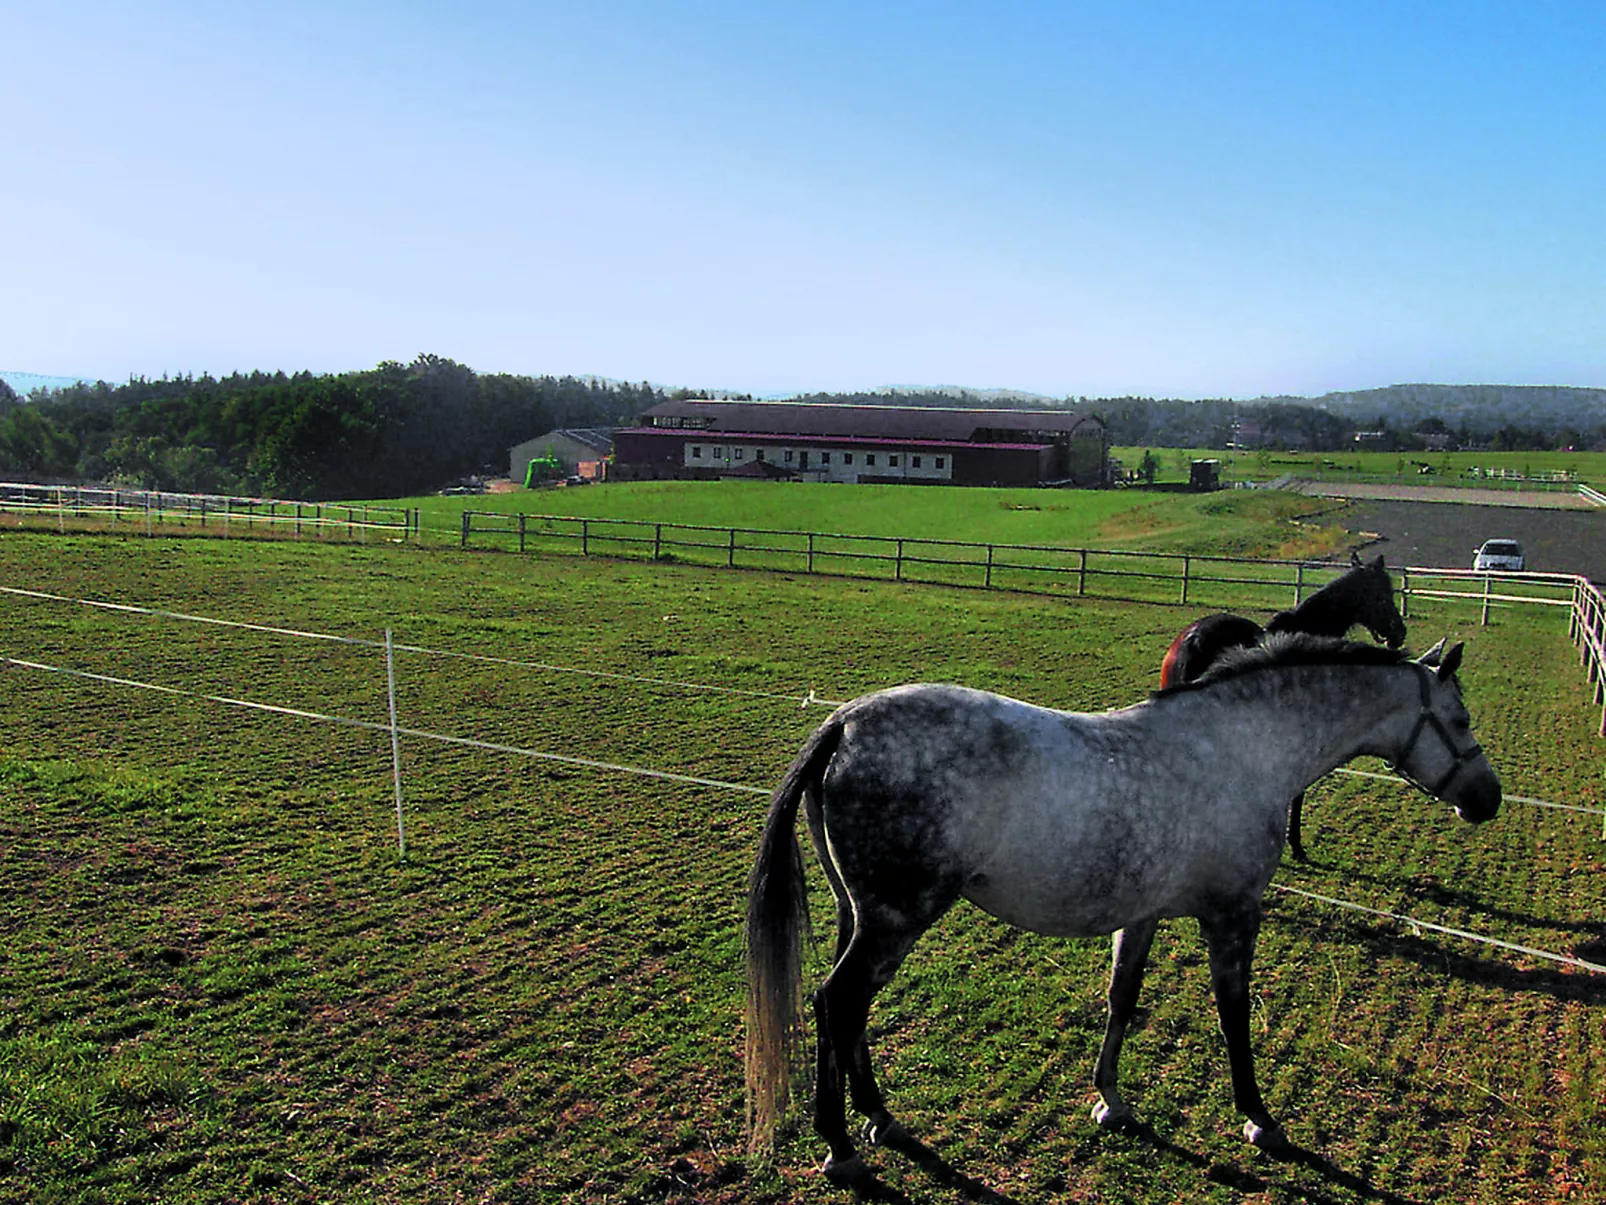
[0,356,666,500]
[2,360,1599,500]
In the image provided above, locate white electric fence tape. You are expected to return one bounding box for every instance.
[3,585,1602,976]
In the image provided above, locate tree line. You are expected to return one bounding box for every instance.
[0,356,666,499]
[4,363,1597,500]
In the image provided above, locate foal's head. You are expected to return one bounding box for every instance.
[1344,553,1408,648]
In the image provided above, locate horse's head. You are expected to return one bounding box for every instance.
[1354,554,1407,648]
[1392,640,1500,823]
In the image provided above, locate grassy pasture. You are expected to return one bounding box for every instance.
[0,533,1603,1204]
[1110,447,1606,490]
[409,481,1357,563]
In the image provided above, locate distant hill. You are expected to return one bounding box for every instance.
[1262,384,1606,437]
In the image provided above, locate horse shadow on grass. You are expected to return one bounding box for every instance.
[836,1128,1023,1205]
[1301,858,1606,939]
[840,1122,1429,1205]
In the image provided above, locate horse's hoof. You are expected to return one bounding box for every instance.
[1092,1100,1138,1132]
[822,1153,871,1183]
[1244,1118,1290,1153]
[865,1117,910,1147]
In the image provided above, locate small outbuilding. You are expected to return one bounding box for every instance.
[509,429,616,486]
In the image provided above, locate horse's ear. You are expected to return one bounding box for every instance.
[1369,553,1385,571]
[1436,641,1465,680]
[1417,638,1448,667]
[1350,550,1362,567]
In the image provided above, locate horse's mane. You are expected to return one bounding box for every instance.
[1154,631,1410,697]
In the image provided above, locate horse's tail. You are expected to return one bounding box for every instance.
[745,716,843,1154]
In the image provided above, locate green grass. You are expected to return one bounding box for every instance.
[405,480,1358,562]
[0,533,1602,1203]
[1112,446,1606,489]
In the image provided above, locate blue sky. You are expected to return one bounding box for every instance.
[5,1,1604,399]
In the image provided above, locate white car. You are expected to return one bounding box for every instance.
[1472,539,1525,572]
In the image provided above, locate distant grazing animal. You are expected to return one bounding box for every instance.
[746,635,1497,1184]
[1159,552,1407,860]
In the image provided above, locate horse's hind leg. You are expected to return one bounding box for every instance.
[1198,904,1289,1152]
[1092,918,1158,1132]
[812,914,932,1181]
[1287,791,1309,862]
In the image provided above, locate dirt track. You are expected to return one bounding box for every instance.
[1326,496,1606,582]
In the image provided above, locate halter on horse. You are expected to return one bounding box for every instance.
[746,635,1497,1185]
[1159,552,1408,860]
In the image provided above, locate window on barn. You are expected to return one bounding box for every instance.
[713,446,723,459]
[888,455,899,467]
[784,450,794,463]
[912,456,922,468]
[734,447,745,460]
[935,457,945,469]
[843,452,854,465]
[691,446,702,459]
[866,454,876,466]
[821,452,831,465]
[756,449,766,461]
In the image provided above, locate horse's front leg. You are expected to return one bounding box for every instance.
[1199,904,1289,1152]
[1092,918,1158,1131]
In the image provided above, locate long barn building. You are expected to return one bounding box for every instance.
[611,400,1107,487]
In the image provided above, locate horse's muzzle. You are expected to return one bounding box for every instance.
[1451,772,1501,824]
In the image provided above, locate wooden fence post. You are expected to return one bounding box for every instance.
[1077,550,1087,596]
[461,511,471,547]
[1180,555,1190,604]
[985,544,994,590]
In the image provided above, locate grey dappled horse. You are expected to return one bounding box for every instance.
[1161,552,1408,860]
[746,635,1498,1183]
